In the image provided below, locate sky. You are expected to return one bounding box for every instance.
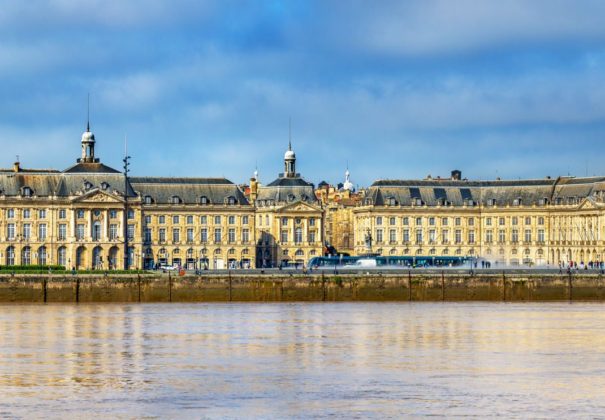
[1,0,605,187]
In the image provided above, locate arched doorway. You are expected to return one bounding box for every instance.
[6,246,15,266]
[21,246,31,265]
[76,246,87,269]
[109,246,119,270]
[38,246,47,266]
[93,246,103,270]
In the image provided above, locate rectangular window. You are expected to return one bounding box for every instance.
[429,229,436,243]
[144,228,152,243]
[7,223,15,240]
[281,230,288,243]
[109,224,118,240]
[525,217,531,225]
[144,215,151,224]
[389,229,396,243]
[76,224,84,240]
[376,229,383,243]
[127,209,135,220]
[7,209,15,219]
[441,229,449,244]
[403,217,409,226]
[242,215,249,225]
[38,224,47,240]
[201,228,208,243]
[172,215,179,224]
[214,228,222,243]
[468,218,474,226]
[294,228,303,244]
[228,216,235,225]
[455,217,461,226]
[242,228,249,243]
[486,218,492,226]
[159,215,165,224]
[525,229,532,242]
[187,228,194,242]
[376,217,382,226]
[415,229,422,244]
[109,209,117,219]
[172,228,180,242]
[186,215,193,224]
[23,224,31,239]
[390,217,396,226]
[201,216,207,225]
[468,230,475,244]
[499,217,505,226]
[24,209,31,219]
[214,216,221,225]
[58,224,67,241]
[511,229,519,243]
[486,230,493,243]
[499,229,505,243]
[128,224,135,240]
[228,228,236,243]
[415,217,422,226]
[455,229,462,244]
[538,229,545,242]
[429,217,435,226]
[159,228,166,242]
[538,217,545,226]
[309,218,315,227]
[512,217,518,226]
[39,209,46,219]
[441,218,448,226]
[403,229,410,243]
[308,231,316,243]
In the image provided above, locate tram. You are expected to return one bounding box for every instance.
[308,255,474,269]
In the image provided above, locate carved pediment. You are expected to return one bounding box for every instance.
[277,201,322,213]
[72,189,124,204]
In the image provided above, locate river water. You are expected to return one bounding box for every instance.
[1,303,604,419]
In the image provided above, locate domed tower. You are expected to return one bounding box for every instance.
[78,121,98,163]
[343,168,354,192]
[284,140,296,178]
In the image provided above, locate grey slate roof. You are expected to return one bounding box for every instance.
[257,175,316,205]
[368,176,605,206]
[130,177,249,205]
[63,162,121,174]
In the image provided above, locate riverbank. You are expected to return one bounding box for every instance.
[1,272,604,302]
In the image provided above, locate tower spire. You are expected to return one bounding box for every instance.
[87,92,90,132]
[288,117,292,151]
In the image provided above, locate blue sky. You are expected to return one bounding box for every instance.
[1,0,605,187]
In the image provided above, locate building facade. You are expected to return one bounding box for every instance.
[1,126,604,270]
[0,125,324,270]
[351,171,605,266]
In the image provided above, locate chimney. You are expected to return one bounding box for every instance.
[451,169,461,180]
[13,161,20,172]
[249,177,258,203]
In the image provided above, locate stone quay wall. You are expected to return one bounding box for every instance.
[1,272,604,303]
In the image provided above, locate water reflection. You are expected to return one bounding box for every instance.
[1,303,604,418]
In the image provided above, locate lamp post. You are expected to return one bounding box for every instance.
[123,154,131,270]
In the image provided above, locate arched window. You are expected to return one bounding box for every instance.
[58,247,67,267]
[144,195,153,204]
[22,246,31,265]
[38,246,47,265]
[200,196,209,205]
[22,187,33,197]
[6,246,15,265]
[170,196,182,204]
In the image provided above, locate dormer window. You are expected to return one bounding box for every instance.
[513,198,522,206]
[144,195,153,205]
[538,197,548,206]
[414,198,423,206]
[364,198,373,205]
[301,194,308,201]
[387,197,397,206]
[100,182,109,190]
[287,194,296,202]
[226,196,237,205]
[555,197,563,205]
[22,187,33,197]
[487,198,497,206]
[200,196,209,205]
[170,196,182,205]
[83,181,93,190]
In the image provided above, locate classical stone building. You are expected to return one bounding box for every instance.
[1,123,604,270]
[248,141,324,267]
[352,171,605,266]
[0,124,325,270]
